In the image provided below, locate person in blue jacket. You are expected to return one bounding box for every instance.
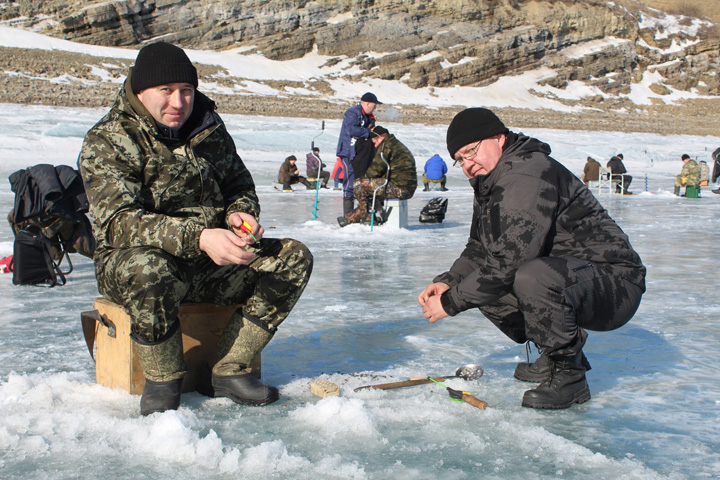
[335,92,379,215]
[423,154,448,191]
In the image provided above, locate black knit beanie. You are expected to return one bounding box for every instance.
[131,42,198,94]
[446,108,509,158]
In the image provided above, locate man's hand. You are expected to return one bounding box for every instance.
[228,212,264,244]
[418,282,450,323]
[199,228,256,265]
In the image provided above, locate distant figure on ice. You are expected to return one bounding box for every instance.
[607,153,632,194]
[78,42,313,415]
[699,160,709,186]
[278,155,312,192]
[337,126,417,227]
[331,156,344,190]
[418,107,646,410]
[712,147,720,194]
[336,92,379,216]
[422,154,448,191]
[582,156,601,185]
[306,147,329,188]
[674,153,700,196]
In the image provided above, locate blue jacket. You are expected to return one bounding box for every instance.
[424,155,448,180]
[335,103,374,159]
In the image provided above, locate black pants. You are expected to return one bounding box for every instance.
[479,256,643,357]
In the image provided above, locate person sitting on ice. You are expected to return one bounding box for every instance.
[337,126,417,227]
[278,155,312,192]
[607,153,632,194]
[306,147,330,188]
[418,107,646,410]
[422,154,448,191]
[674,154,701,196]
[78,42,313,415]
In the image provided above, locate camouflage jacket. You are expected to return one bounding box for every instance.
[78,78,259,262]
[365,134,418,195]
[679,159,701,186]
[435,132,646,316]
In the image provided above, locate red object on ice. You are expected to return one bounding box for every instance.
[0,255,13,273]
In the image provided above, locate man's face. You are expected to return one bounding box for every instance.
[136,83,195,128]
[455,135,506,178]
[361,101,377,114]
[371,134,386,147]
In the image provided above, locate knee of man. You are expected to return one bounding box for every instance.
[111,248,186,297]
[513,259,549,298]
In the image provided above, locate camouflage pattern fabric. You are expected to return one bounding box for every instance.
[97,237,312,342]
[433,132,646,354]
[675,159,701,186]
[79,78,260,262]
[78,77,313,377]
[364,134,417,195]
[342,179,411,225]
[132,322,186,382]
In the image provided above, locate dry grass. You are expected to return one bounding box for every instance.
[641,0,720,23]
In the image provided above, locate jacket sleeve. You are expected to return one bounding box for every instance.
[217,128,261,222]
[439,171,557,316]
[342,108,371,139]
[79,130,206,258]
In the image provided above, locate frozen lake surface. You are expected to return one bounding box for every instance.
[0,103,718,479]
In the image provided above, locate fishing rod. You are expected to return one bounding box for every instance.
[311,120,325,221]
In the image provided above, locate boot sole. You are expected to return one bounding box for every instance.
[213,386,279,406]
[521,386,591,409]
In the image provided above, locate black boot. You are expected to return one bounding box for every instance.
[343,197,354,215]
[132,323,187,416]
[140,378,183,415]
[212,373,279,406]
[423,183,429,191]
[521,352,591,409]
[514,350,591,382]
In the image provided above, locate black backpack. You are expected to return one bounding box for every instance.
[8,164,95,287]
[12,228,70,287]
[419,197,449,224]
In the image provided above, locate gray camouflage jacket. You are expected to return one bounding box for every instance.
[78,78,259,263]
[435,132,646,316]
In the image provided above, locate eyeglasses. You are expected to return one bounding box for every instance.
[453,141,482,167]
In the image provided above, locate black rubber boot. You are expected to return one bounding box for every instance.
[521,353,591,409]
[212,373,279,406]
[514,351,591,382]
[140,378,183,415]
[343,197,354,215]
[133,323,187,416]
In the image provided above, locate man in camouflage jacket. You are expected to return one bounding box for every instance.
[418,108,646,409]
[337,126,417,226]
[674,153,701,195]
[78,42,313,415]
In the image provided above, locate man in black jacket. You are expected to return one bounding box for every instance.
[607,153,633,195]
[418,108,646,409]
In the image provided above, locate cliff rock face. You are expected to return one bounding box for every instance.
[2,0,719,101]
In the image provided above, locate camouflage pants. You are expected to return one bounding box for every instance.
[343,178,412,224]
[96,237,313,343]
[480,256,643,357]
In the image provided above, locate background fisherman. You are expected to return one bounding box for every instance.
[335,92,379,216]
[418,108,646,409]
[422,153,448,191]
[337,126,417,227]
[78,42,313,415]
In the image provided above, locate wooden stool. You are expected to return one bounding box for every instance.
[82,297,260,395]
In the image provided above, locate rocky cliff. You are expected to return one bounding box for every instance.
[1,0,719,134]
